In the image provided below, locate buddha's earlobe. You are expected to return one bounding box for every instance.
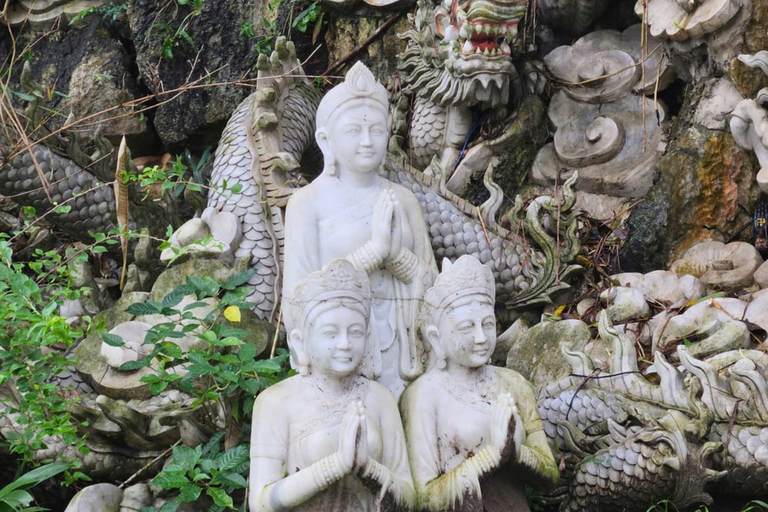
[316,129,336,176]
[289,329,310,376]
[425,325,446,370]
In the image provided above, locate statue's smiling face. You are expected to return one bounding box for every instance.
[306,305,368,376]
[439,298,496,369]
[327,101,388,174]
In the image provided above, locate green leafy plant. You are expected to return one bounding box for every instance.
[0,462,70,512]
[238,21,255,39]
[0,238,91,466]
[146,432,248,512]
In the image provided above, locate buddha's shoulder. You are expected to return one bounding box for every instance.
[401,371,444,402]
[253,375,303,405]
[365,380,399,407]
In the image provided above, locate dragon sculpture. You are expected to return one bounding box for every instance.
[539,311,768,511]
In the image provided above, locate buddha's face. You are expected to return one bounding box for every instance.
[437,297,496,369]
[305,304,368,377]
[322,100,388,174]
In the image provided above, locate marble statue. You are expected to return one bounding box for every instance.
[249,258,414,512]
[400,255,559,511]
[282,62,438,397]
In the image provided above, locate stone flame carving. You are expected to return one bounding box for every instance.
[532,25,672,199]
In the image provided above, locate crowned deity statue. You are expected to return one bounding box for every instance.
[400,255,559,512]
[249,258,414,512]
[282,62,438,398]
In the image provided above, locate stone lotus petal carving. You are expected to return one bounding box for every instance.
[533,25,671,198]
[670,241,764,290]
[635,0,742,42]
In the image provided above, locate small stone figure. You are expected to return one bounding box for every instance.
[400,255,559,511]
[249,259,414,512]
[282,62,437,398]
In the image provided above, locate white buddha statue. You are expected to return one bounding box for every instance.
[282,62,437,398]
[400,255,559,512]
[249,259,414,512]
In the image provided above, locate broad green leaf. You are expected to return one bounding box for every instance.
[100,333,125,347]
[216,445,248,472]
[206,487,233,508]
[222,269,257,290]
[214,472,247,489]
[152,471,189,490]
[237,343,257,363]
[0,462,69,498]
[126,301,162,316]
[178,483,202,503]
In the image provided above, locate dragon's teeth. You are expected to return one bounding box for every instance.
[445,25,459,41]
[484,24,492,34]
[483,47,490,56]
[459,23,469,38]
[463,40,474,53]
[500,41,511,54]
[475,47,482,54]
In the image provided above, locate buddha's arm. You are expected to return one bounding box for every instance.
[515,430,560,490]
[249,451,349,512]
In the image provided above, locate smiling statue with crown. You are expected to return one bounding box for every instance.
[400,254,560,512]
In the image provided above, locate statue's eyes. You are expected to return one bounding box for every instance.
[349,328,365,337]
[371,127,385,135]
[321,329,338,337]
[344,126,361,134]
[457,321,474,332]
[483,321,495,330]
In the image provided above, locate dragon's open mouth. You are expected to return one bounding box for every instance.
[453,20,516,57]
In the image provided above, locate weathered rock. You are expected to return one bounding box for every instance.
[506,318,592,388]
[620,82,759,272]
[695,78,744,131]
[64,483,123,512]
[127,0,271,150]
[68,45,148,142]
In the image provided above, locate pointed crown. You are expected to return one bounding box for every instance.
[421,255,495,326]
[290,259,372,330]
[316,62,389,131]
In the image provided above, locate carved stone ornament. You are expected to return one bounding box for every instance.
[635,0,743,42]
[249,259,414,512]
[3,0,109,29]
[400,255,559,511]
[532,25,672,199]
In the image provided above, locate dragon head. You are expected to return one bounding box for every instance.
[399,0,526,109]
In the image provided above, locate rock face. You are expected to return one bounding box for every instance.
[126,0,270,150]
[620,82,759,272]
